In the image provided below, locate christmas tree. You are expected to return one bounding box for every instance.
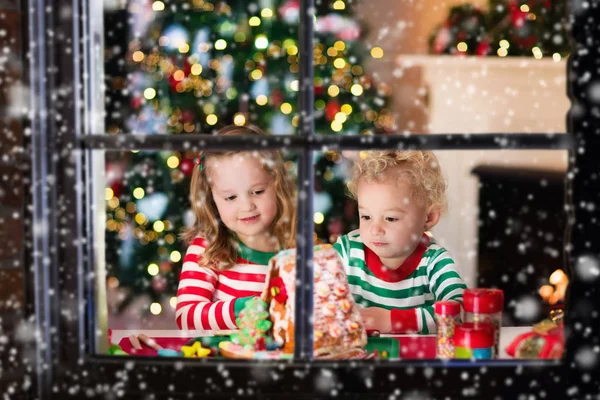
[103,0,392,317]
[429,0,569,58]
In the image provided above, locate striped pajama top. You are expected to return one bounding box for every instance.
[334,230,467,334]
[175,236,274,331]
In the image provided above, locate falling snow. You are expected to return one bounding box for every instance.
[1,0,600,398]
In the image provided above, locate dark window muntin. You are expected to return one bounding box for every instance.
[25,0,600,397]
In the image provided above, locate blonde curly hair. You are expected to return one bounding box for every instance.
[347,150,447,213]
[182,124,297,270]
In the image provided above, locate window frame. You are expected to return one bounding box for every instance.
[24,0,600,397]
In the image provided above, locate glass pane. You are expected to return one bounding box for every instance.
[314,0,569,134]
[313,149,568,360]
[97,148,299,360]
[103,1,299,135]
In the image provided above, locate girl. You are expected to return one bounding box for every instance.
[175,125,297,331]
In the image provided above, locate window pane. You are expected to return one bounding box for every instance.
[103,1,299,135]
[314,0,569,135]
[313,149,568,359]
[97,148,298,359]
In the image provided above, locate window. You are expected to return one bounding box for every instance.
[20,0,600,397]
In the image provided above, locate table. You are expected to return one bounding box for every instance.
[110,326,532,359]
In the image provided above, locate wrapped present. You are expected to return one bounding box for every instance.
[505,317,564,359]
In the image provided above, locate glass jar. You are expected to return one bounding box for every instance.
[434,300,461,359]
[454,322,495,359]
[463,288,504,358]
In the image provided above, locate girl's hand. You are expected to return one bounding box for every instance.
[359,307,392,333]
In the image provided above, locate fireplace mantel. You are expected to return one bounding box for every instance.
[395,55,568,135]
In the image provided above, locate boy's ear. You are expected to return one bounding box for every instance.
[424,208,441,230]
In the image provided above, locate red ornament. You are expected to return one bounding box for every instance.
[111,182,123,198]
[475,39,491,56]
[106,160,126,187]
[169,74,180,91]
[131,96,143,109]
[181,110,195,123]
[179,158,194,176]
[513,34,538,49]
[314,85,324,96]
[152,275,167,292]
[508,3,528,28]
[182,58,192,77]
[271,89,284,107]
[325,101,341,122]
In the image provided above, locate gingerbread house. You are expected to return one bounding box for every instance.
[261,244,367,358]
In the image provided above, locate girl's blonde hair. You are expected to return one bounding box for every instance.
[182,125,297,269]
[347,150,447,213]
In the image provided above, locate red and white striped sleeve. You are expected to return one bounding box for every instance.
[175,237,237,331]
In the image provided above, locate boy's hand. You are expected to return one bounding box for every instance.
[359,307,392,333]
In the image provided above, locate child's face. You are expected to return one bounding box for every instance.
[209,154,278,246]
[356,173,439,268]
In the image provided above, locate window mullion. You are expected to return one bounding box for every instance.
[294,0,315,361]
[78,132,572,152]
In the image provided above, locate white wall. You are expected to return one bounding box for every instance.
[395,56,570,288]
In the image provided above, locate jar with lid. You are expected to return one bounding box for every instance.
[434,300,461,359]
[463,288,504,358]
[454,322,495,359]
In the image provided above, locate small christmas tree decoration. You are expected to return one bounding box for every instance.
[230,297,273,351]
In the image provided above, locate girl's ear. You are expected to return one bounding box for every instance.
[424,208,441,230]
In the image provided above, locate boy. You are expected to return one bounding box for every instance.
[334,150,467,334]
